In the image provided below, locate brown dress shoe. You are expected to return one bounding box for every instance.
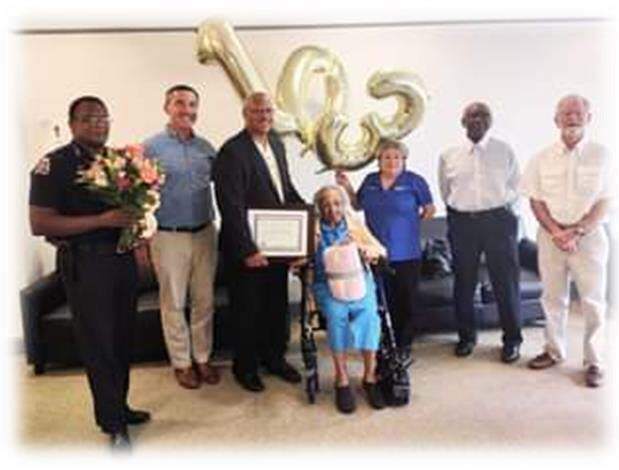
[196,362,221,385]
[585,365,603,388]
[527,352,558,370]
[174,367,200,389]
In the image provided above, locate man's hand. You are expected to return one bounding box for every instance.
[289,257,308,275]
[98,209,136,228]
[551,228,579,253]
[244,252,269,268]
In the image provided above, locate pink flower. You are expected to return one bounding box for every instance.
[116,173,132,191]
[125,144,144,159]
[139,160,159,185]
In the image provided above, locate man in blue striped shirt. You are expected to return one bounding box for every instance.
[144,84,220,389]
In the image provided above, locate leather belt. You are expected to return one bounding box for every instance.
[158,222,208,233]
[447,205,510,218]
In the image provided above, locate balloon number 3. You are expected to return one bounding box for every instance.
[196,20,428,171]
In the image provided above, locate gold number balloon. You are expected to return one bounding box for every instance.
[365,70,428,140]
[196,19,428,171]
[315,70,428,170]
[195,20,297,133]
[275,45,347,153]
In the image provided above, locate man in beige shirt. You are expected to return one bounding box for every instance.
[520,94,611,387]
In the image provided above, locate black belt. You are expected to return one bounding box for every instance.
[447,205,510,218]
[71,242,120,255]
[58,242,122,283]
[158,222,208,233]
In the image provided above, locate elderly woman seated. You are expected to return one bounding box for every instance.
[311,185,387,414]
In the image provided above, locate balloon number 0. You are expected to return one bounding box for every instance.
[196,20,428,171]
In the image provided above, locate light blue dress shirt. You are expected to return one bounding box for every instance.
[143,127,216,228]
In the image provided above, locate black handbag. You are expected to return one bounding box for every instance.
[421,238,452,278]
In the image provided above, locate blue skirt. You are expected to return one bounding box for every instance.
[312,272,381,353]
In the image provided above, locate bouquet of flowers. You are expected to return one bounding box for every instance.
[77,144,165,253]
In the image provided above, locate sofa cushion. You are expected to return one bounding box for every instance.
[479,269,543,303]
[418,277,482,308]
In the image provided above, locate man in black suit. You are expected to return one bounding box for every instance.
[213,92,305,392]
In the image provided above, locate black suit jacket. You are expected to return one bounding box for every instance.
[213,129,305,263]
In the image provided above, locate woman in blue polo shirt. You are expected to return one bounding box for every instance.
[336,139,435,359]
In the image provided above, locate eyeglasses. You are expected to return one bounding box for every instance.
[77,115,112,125]
[247,107,274,115]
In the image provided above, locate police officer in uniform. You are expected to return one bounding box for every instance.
[29,96,151,449]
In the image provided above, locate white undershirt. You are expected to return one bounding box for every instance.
[253,137,284,202]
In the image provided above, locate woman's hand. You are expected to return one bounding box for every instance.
[335,170,351,189]
[420,203,436,220]
[334,170,361,210]
[338,235,353,245]
[359,246,379,264]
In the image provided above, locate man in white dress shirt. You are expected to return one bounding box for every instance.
[438,102,522,362]
[521,94,611,387]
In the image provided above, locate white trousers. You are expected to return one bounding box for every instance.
[537,227,608,367]
[151,224,218,369]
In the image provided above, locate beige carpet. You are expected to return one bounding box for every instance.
[16,311,612,452]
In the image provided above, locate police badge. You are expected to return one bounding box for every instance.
[33,156,51,176]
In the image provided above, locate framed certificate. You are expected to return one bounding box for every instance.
[247,205,315,259]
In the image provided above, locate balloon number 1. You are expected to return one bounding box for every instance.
[196,20,428,171]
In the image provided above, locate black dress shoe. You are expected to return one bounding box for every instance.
[501,344,521,363]
[109,428,131,450]
[265,359,302,384]
[234,372,265,392]
[455,340,475,357]
[124,407,151,425]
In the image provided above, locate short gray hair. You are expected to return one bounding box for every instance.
[376,139,409,160]
[555,94,591,115]
[242,91,272,112]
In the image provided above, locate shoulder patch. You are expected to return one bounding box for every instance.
[33,156,51,175]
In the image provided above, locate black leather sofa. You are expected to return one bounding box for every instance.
[20,252,234,375]
[414,217,544,333]
[20,217,544,374]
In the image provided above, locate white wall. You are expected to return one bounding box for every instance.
[13,19,615,335]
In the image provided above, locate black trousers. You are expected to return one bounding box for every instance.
[226,261,290,376]
[59,246,137,434]
[384,259,421,349]
[446,207,522,346]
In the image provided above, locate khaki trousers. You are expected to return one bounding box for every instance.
[151,224,217,369]
[537,226,608,367]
